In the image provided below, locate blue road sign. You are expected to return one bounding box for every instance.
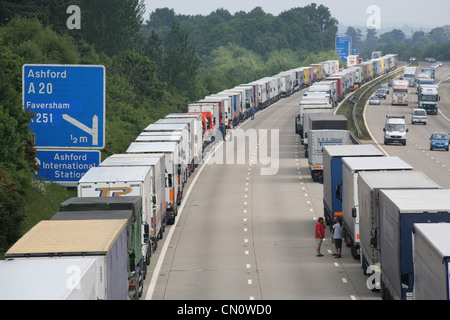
[335,37,352,62]
[36,149,100,185]
[23,64,105,149]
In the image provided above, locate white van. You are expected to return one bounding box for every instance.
[383,116,408,145]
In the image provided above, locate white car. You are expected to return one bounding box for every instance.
[369,95,380,105]
[411,108,427,125]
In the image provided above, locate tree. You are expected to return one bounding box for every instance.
[80,0,145,56]
[142,30,164,75]
[346,27,363,51]
[110,50,164,102]
[163,22,200,98]
[364,28,379,51]
[302,4,338,50]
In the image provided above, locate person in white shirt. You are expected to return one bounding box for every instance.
[332,217,343,258]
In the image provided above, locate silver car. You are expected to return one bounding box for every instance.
[411,108,427,125]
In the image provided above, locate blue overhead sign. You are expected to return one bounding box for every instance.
[23,64,105,149]
[335,37,352,62]
[36,149,101,185]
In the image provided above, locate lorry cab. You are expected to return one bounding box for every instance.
[383,116,408,146]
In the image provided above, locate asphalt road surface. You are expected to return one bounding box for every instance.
[144,82,385,300]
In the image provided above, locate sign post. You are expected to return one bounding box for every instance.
[335,37,352,63]
[36,149,101,186]
[23,64,105,186]
[23,64,105,149]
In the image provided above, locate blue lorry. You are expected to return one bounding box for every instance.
[322,144,384,225]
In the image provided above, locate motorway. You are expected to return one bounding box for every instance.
[143,62,450,300]
[365,61,450,190]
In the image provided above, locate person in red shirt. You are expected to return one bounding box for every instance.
[315,217,325,257]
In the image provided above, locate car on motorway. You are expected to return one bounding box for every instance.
[429,132,449,151]
[380,83,389,92]
[411,108,427,125]
[376,89,387,99]
[369,95,380,105]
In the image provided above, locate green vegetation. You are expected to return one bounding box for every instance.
[336,69,404,140]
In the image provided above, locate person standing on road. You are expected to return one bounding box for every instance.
[228,123,234,141]
[315,217,325,257]
[251,107,255,120]
[332,217,343,258]
[219,124,225,141]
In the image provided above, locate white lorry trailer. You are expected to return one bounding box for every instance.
[126,142,182,214]
[358,170,440,275]
[5,219,129,300]
[78,165,164,259]
[413,223,450,300]
[341,156,413,259]
[164,113,204,167]
[0,257,99,300]
[402,67,417,87]
[99,153,168,224]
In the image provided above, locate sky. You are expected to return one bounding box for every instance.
[143,0,450,29]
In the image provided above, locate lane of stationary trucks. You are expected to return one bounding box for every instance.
[297,60,450,300]
[4,53,448,300]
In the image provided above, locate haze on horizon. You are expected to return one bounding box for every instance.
[144,0,450,29]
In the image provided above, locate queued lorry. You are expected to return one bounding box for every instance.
[98,154,168,223]
[296,95,333,137]
[357,170,440,278]
[165,113,204,166]
[126,142,182,215]
[157,115,203,170]
[322,144,384,226]
[304,115,348,157]
[413,223,450,300]
[378,189,450,300]
[57,196,146,299]
[77,164,166,260]
[308,128,351,183]
[0,257,101,300]
[4,219,129,300]
[142,123,190,181]
[134,134,186,183]
[341,156,413,259]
